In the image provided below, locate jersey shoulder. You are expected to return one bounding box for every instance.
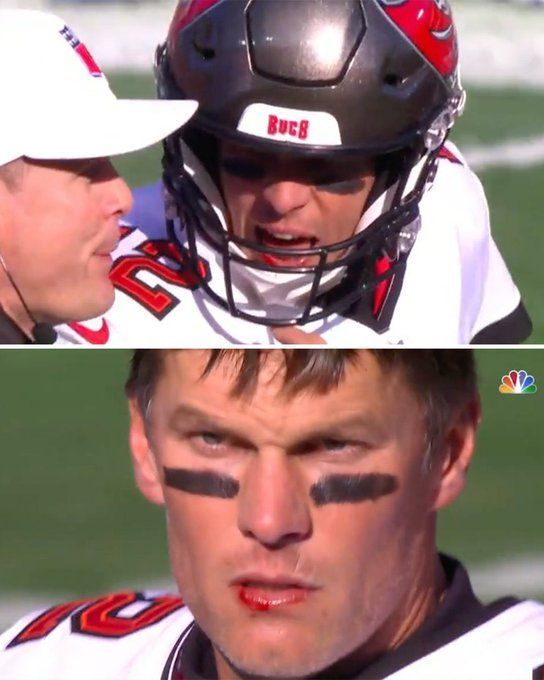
[0,590,194,680]
[432,140,489,225]
[391,600,544,679]
[391,139,522,344]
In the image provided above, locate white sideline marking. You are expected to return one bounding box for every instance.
[1,556,544,635]
[464,135,544,170]
[470,555,544,600]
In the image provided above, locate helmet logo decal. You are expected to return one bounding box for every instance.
[238,104,342,146]
[59,25,103,78]
[268,115,310,141]
[378,0,457,77]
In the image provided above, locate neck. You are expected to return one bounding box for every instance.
[321,551,448,679]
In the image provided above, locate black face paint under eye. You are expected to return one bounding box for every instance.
[164,467,239,499]
[315,177,366,195]
[220,158,266,180]
[310,473,398,507]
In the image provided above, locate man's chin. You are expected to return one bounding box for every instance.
[216,636,339,680]
[65,283,115,324]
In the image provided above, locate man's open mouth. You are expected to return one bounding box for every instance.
[254,226,318,267]
[235,581,314,611]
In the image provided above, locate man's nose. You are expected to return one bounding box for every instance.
[237,453,312,549]
[101,167,134,218]
[259,179,312,219]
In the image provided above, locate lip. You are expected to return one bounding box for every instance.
[256,225,316,242]
[95,236,120,258]
[232,573,319,612]
[252,226,319,268]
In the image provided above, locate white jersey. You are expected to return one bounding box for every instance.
[1,592,543,679]
[55,142,526,346]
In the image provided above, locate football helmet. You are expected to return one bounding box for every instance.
[156,0,465,326]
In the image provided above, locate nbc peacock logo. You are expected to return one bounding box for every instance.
[499,370,537,395]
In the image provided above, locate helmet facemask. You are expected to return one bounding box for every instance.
[156,0,465,327]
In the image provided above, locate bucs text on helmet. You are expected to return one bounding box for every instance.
[156,0,465,327]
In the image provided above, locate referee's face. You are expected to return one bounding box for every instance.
[0,157,132,324]
[129,350,475,679]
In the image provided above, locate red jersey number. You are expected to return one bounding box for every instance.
[7,592,184,647]
[109,227,209,320]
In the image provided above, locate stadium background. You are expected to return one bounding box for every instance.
[1,0,544,632]
[0,349,543,633]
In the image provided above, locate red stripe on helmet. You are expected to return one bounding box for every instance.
[172,0,222,33]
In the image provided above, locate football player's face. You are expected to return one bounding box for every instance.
[0,157,132,324]
[219,142,375,268]
[129,351,463,679]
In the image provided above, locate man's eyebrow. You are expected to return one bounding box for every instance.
[166,405,388,450]
[296,414,386,438]
[167,403,247,439]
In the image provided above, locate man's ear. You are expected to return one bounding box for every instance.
[433,398,481,511]
[128,398,165,506]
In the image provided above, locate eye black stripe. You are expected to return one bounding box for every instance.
[163,468,240,499]
[310,473,398,506]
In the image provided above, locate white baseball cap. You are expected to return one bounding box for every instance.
[0,9,198,167]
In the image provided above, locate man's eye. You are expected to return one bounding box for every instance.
[312,173,339,186]
[322,438,349,452]
[314,175,366,193]
[220,158,266,180]
[200,432,224,446]
[76,159,114,182]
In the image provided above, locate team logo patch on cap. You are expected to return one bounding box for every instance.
[60,25,103,78]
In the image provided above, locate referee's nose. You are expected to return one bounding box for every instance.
[101,159,133,219]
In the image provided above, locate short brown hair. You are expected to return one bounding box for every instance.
[126,349,477,459]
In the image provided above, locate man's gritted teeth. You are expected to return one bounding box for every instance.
[252,225,319,267]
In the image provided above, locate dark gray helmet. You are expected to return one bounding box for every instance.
[156,0,465,327]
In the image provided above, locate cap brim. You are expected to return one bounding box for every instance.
[24,99,198,161]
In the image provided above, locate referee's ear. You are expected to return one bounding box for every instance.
[128,397,165,506]
[432,397,481,511]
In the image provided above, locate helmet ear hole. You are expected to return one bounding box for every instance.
[383,73,404,88]
[193,41,216,61]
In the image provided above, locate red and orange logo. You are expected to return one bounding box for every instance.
[378,0,457,77]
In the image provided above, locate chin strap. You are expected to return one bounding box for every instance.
[0,251,57,344]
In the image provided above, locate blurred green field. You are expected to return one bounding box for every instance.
[0,349,542,606]
[109,73,544,343]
